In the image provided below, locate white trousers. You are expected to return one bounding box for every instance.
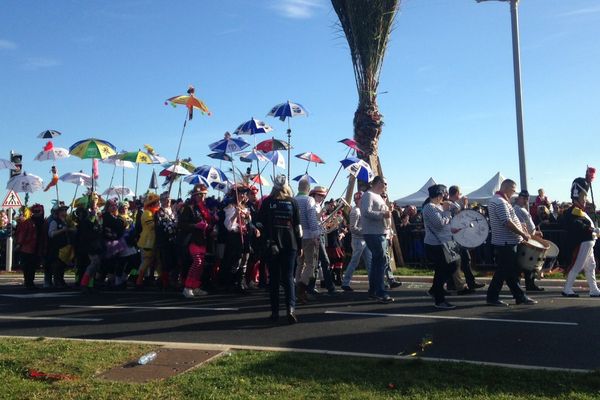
[563,240,600,296]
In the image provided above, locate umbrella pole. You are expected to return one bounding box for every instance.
[178,178,182,199]
[134,163,140,198]
[286,120,291,183]
[230,158,244,246]
[108,163,117,189]
[324,148,352,203]
[168,115,188,195]
[256,159,263,198]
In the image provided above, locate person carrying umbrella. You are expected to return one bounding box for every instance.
[155,191,178,290]
[46,203,74,289]
[135,193,160,289]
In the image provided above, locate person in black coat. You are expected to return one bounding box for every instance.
[257,175,303,324]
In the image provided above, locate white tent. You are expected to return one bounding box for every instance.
[394,177,437,206]
[466,172,505,205]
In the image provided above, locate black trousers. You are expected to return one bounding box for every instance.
[267,248,296,314]
[20,252,39,287]
[487,244,526,301]
[425,244,458,304]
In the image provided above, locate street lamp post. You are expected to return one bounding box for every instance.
[478,0,528,191]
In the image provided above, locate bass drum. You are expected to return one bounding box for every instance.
[450,209,489,248]
[542,240,559,270]
[517,238,549,271]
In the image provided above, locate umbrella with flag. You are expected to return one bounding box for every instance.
[37,130,62,139]
[165,85,211,194]
[340,157,374,183]
[267,100,308,181]
[68,138,117,196]
[7,172,43,193]
[60,171,93,208]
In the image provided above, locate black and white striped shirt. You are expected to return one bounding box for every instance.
[489,194,522,246]
[422,203,452,245]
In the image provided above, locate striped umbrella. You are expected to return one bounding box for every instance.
[117,150,155,197]
[69,138,117,194]
[183,174,211,186]
[340,157,374,183]
[193,165,228,184]
[234,118,273,135]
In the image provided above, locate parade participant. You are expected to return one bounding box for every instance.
[561,178,600,298]
[360,176,394,303]
[447,185,485,293]
[115,200,138,289]
[513,190,544,292]
[341,190,372,292]
[77,198,104,293]
[308,186,337,296]
[325,199,346,286]
[257,175,302,324]
[155,191,178,290]
[244,186,266,289]
[180,184,214,298]
[46,204,72,289]
[221,186,252,293]
[295,178,321,303]
[422,184,458,309]
[101,199,126,289]
[486,179,537,306]
[14,204,46,290]
[381,192,402,289]
[135,193,160,289]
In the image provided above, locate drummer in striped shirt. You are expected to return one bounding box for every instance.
[513,190,545,292]
[486,179,537,306]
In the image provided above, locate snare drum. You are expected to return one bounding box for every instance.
[517,239,549,271]
[542,240,560,270]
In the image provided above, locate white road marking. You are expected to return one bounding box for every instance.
[0,315,102,322]
[324,310,578,326]
[0,293,78,298]
[59,304,239,312]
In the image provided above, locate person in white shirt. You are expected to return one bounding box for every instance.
[513,190,544,292]
[341,191,371,291]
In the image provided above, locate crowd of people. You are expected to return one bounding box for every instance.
[3,173,600,323]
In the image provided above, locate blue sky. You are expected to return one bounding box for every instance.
[1,0,599,206]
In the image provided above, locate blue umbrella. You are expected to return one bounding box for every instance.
[207,152,233,162]
[193,165,229,184]
[340,157,374,183]
[293,173,318,185]
[183,174,211,186]
[267,100,308,182]
[239,149,268,163]
[267,101,308,121]
[208,133,249,154]
[233,118,274,135]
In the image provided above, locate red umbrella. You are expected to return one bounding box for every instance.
[295,152,325,164]
[255,138,290,153]
[338,138,364,154]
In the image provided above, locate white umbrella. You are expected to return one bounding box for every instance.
[0,158,16,170]
[6,172,43,193]
[103,186,134,198]
[34,147,70,161]
[101,157,135,169]
[161,164,191,176]
[60,172,92,187]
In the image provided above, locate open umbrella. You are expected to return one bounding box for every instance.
[295,151,325,175]
[234,117,274,136]
[239,150,268,163]
[323,139,366,202]
[293,173,317,185]
[165,85,211,194]
[37,130,62,139]
[160,164,192,176]
[267,100,308,181]
[117,150,155,197]
[34,142,70,161]
[60,172,92,207]
[207,152,233,162]
[340,157,374,183]
[103,186,134,198]
[7,172,43,193]
[255,138,290,153]
[183,174,211,186]
[249,174,271,187]
[209,133,249,154]
[101,153,134,194]
[193,165,228,184]
[0,159,16,170]
[69,138,117,195]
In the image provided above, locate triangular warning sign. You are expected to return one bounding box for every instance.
[2,190,23,208]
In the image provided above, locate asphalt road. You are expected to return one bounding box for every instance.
[1,276,599,371]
